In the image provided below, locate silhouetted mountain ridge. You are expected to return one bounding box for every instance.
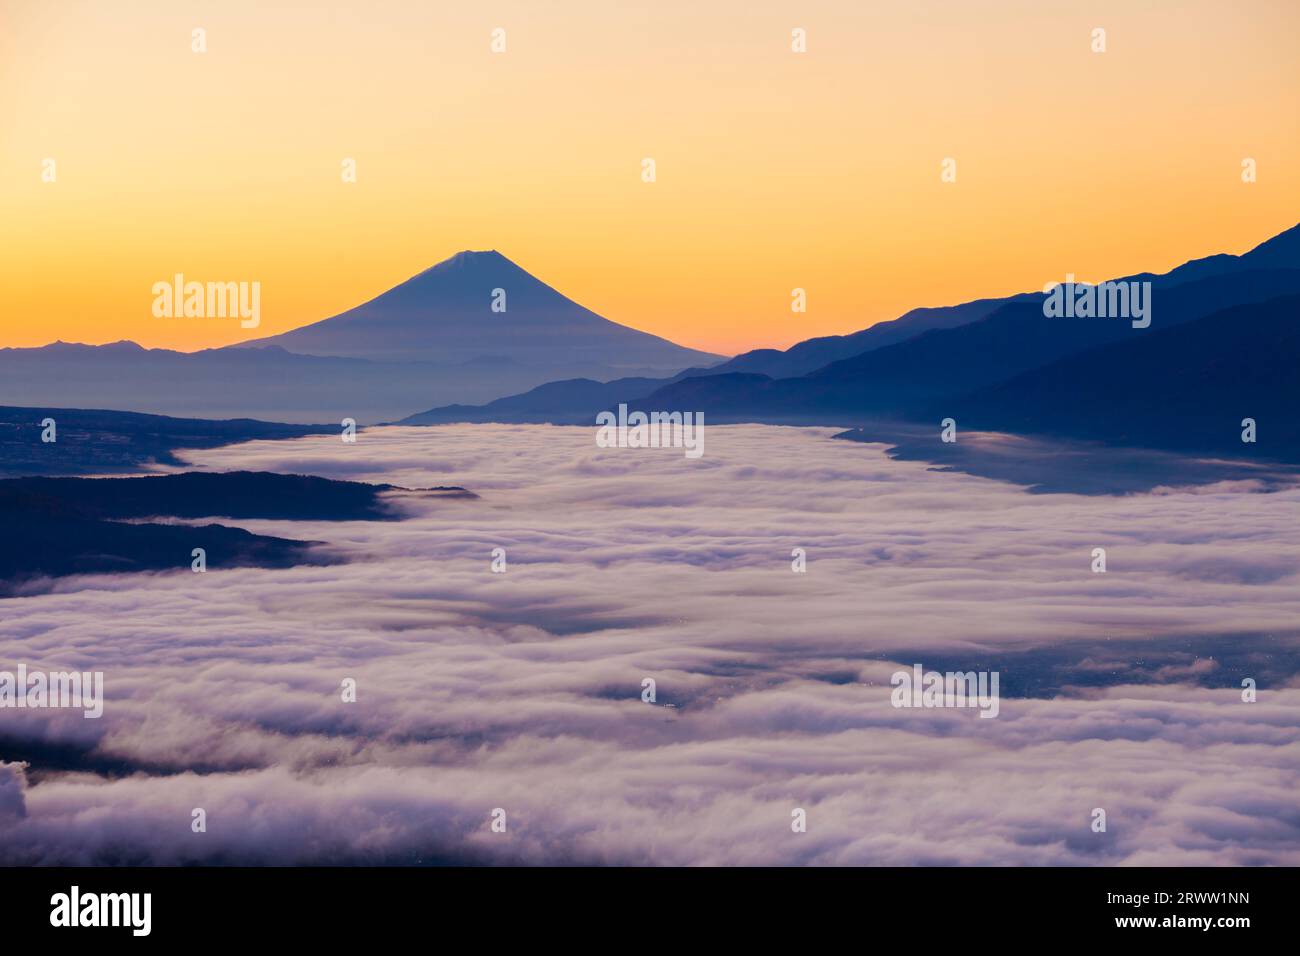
[954,293,1300,458]
[632,225,1300,425]
[399,222,1300,464]
[0,251,722,421]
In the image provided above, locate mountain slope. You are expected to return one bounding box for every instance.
[398,222,1300,427]
[695,222,1300,379]
[709,296,1029,378]
[0,252,723,422]
[796,266,1300,411]
[953,293,1300,460]
[397,374,683,425]
[239,250,721,369]
[636,222,1300,421]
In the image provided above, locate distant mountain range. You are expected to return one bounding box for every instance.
[638,266,1300,418]
[700,221,1300,380]
[956,292,1300,458]
[0,252,721,423]
[398,374,688,425]
[403,221,1300,462]
[6,224,1297,463]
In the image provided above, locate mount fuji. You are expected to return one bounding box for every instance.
[237,250,719,369]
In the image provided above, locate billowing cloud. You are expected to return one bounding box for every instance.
[2,425,1298,864]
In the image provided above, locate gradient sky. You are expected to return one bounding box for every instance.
[1,0,1296,356]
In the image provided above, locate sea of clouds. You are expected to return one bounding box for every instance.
[1,424,1297,864]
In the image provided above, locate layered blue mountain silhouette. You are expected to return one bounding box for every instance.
[5,225,1297,461]
[397,374,683,425]
[700,296,1030,379]
[0,252,721,423]
[955,293,1300,457]
[404,222,1300,462]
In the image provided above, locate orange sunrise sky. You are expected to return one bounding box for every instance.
[1,0,1297,356]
